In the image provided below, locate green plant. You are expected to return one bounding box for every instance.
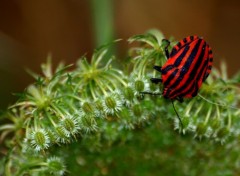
[1,30,240,175]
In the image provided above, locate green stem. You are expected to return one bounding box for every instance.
[227,109,232,128]
[90,0,114,47]
[49,103,65,119]
[204,106,212,124]
[185,100,195,116]
[216,105,221,120]
[89,81,97,100]
[45,110,57,127]
[90,0,115,63]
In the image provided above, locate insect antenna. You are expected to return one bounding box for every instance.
[171,100,183,129]
[140,92,162,96]
[198,93,240,110]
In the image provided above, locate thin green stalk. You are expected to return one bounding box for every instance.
[204,106,212,124]
[90,0,115,61]
[90,0,114,47]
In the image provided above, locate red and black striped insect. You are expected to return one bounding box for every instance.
[149,36,213,127]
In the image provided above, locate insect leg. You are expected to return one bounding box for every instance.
[176,97,184,103]
[171,100,183,129]
[140,91,162,95]
[191,81,199,97]
[150,78,162,84]
[151,66,162,84]
[203,73,209,82]
[162,39,170,59]
[153,65,162,72]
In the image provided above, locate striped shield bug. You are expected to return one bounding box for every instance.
[145,36,213,127]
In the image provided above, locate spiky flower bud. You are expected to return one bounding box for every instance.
[94,99,105,118]
[62,116,80,136]
[95,99,104,112]
[195,122,208,139]
[30,129,50,152]
[119,108,134,129]
[210,118,221,130]
[123,87,134,101]
[82,102,94,114]
[103,94,122,115]
[55,126,69,143]
[134,80,145,92]
[132,104,149,123]
[132,104,143,117]
[79,115,98,133]
[182,116,190,128]
[47,129,57,143]
[46,156,66,176]
[215,127,230,144]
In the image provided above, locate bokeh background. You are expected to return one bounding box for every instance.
[0,0,240,109]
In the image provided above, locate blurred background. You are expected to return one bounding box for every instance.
[0,0,240,109]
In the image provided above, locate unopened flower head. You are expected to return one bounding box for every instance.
[214,127,231,144]
[81,101,95,115]
[79,114,98,133]
[119,107,135,129]
[130,104,150,124]
[94,99,105,118]
[194,122,211,139]
[30,129,50,152]
[61,115,80,136]
[55,125,70,143]
[103,93,122,115]
[129,75,150,95]
[174,115,195,134]
[121,86,135,106]
[46,156,66,176]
